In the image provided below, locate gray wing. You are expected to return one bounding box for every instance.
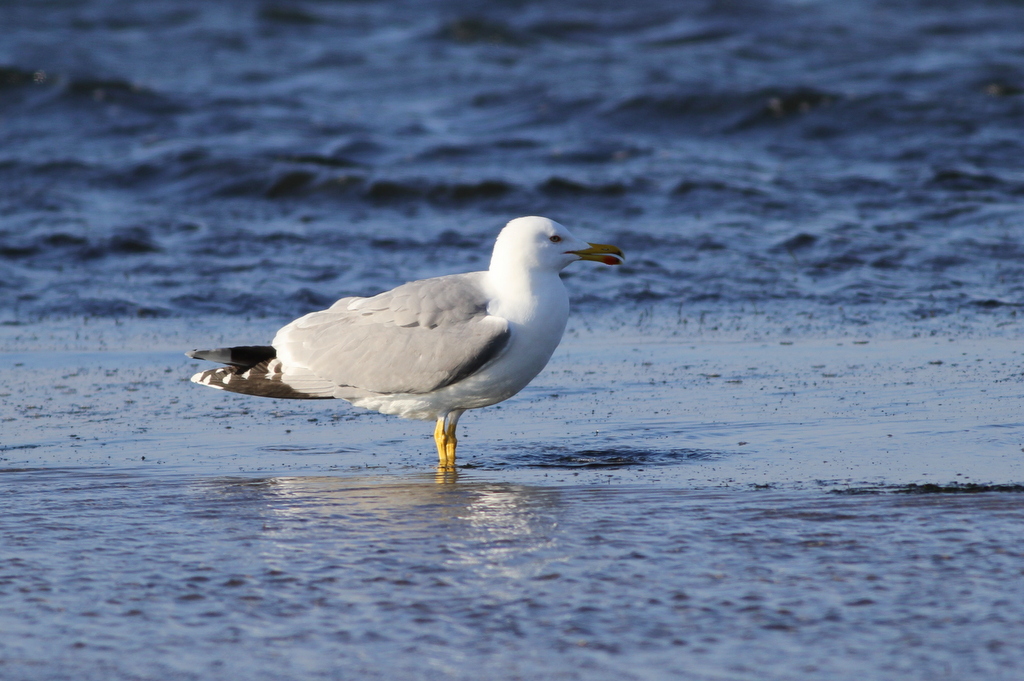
[272,272,510,395]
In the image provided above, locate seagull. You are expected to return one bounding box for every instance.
[186,216,623,469]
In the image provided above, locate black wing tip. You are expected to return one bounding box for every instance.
[186,345,276,369]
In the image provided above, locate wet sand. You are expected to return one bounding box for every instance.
[3,316,1021,488]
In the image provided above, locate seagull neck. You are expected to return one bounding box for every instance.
[486,266,566,321]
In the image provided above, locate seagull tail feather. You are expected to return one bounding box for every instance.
[187,346,335,400]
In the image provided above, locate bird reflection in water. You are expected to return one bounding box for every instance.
[203,474,562,580]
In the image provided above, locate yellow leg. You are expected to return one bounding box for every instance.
[434,417,448,467]
[444,418,458,468]
[433,411,464,471]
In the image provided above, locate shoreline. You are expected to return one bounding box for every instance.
[3,315,1021,490]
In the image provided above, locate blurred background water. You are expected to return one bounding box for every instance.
[2,0,1023,324]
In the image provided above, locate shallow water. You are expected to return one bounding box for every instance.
[3,0,1024,678]
[3,469,1024,681]
[3,331,1024,679]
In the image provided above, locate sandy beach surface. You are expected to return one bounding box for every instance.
[3,315,1024,488]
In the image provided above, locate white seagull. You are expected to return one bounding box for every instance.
[187,216,624,469]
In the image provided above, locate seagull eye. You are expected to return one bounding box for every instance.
[549,235,562,243]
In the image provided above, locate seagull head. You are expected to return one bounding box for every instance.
[491,216,624,273]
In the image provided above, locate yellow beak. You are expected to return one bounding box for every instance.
[569,242,624,266]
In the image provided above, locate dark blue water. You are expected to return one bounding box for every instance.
[3,0,1024,323]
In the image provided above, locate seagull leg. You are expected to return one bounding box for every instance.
[444,422,457,468]
[434,417,448,468]
[442,410,464,469]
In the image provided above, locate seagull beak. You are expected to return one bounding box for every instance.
[569,242,624,266]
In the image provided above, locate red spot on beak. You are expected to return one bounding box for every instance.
[602,255,621,265]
